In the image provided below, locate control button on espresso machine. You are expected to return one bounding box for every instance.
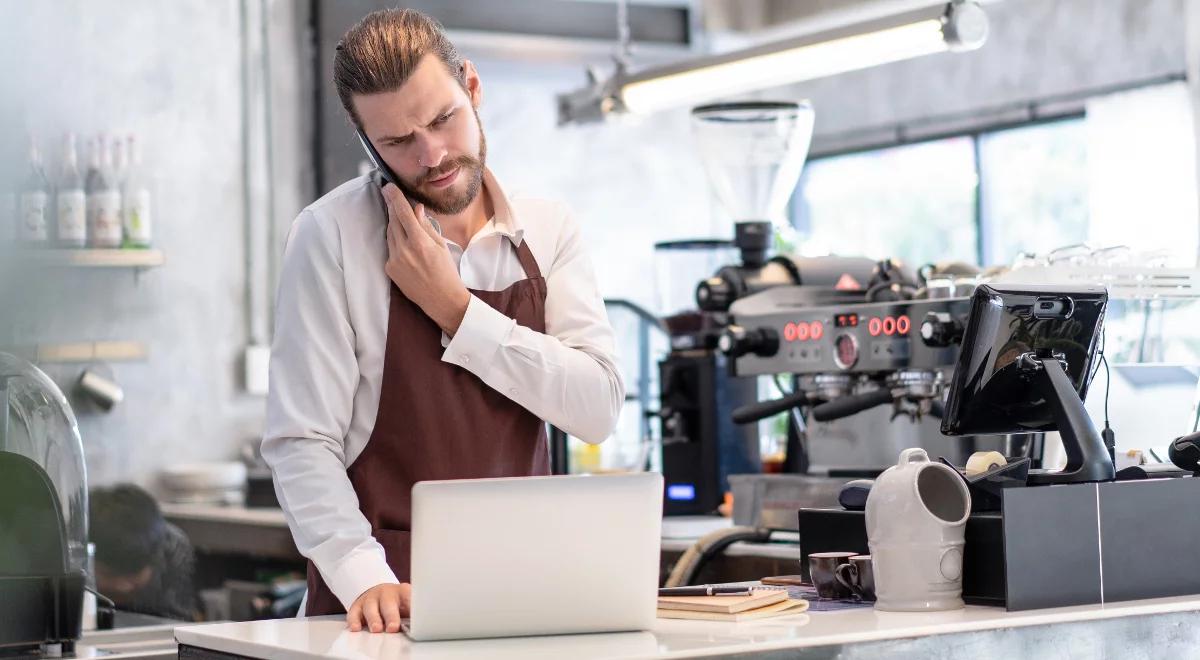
[696,276,735,311]
[718,325,780,358]
[920,311,964,347]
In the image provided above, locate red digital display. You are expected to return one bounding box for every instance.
[835,314,859,328]
[784,322,798,341]
[810,321,824,340]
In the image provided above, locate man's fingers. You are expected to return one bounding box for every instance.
[380,594,403,633]
[415,203,443,244]
[399,584,414,617]
[363,595,384,634]
[381,182,422,241]
[347,600,364,632]
[387,215,403,250]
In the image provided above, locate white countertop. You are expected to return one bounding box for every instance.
[175,594,1200,659]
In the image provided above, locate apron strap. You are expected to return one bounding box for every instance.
[514,239,542,280]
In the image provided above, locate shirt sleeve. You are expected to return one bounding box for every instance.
[261,209,400,609]
[441,205,625,444]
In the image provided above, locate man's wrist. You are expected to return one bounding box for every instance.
[436,287,472,336]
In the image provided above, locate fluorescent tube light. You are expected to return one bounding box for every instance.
[556,1,988,125]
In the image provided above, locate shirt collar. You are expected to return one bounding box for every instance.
[482,167,525,246]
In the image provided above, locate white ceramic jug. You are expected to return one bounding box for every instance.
[866,448,971,611]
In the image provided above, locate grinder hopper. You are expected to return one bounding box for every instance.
[691,101,815,233]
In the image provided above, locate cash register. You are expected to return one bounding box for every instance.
[798,284,1200,610]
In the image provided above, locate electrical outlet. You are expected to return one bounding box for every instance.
[244,344,270,395]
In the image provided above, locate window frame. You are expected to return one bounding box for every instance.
[793,112,1088,266]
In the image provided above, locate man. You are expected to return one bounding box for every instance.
[262,8,624,635]
[89,485,198,621]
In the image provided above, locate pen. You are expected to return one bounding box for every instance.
[658,585,752,597]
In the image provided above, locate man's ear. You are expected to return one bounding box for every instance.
[462,59,482,108]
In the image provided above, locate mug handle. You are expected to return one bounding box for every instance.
[835,562,863,599]
[899,447,929,466]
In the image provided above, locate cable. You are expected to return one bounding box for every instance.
[85,585,116,610]
[1101,351,1111,427]
[1097,325,1110,427]
[615,0,632,66]
[664,526,773,588]
[1097,325,1115,464]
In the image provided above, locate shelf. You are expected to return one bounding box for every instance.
[4,341,148,364]
[19,248,165,268]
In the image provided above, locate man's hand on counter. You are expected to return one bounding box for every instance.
[347,582,412,633]
[382,183,471,336]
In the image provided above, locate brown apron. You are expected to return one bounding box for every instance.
[304,231,550,616]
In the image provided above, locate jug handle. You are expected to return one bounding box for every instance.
[898,448,929,465]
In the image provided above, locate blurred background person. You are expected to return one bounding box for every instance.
[89,484,200,621]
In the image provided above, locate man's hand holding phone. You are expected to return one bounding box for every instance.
[381,183,471,336]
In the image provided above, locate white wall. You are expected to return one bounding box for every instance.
[0,0,311,489]
[472,58,733,312]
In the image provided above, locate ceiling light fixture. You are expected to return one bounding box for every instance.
[557,1,989,125]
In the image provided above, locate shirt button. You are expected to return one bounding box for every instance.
[461,355,471,364]
[509,388,518,396]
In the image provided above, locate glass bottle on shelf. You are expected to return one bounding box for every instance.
[56,133,87,248]
[87,134,122,248]
[84,137,101,242]
[18,136,50,245]
[111,135,127,188]
[121,134,152,248]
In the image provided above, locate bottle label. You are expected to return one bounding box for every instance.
[57,189,87,245]
[19,191,48,242]
[90,190,122,247]
[124,188,152,246]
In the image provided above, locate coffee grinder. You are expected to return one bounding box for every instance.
[657,101,826,515]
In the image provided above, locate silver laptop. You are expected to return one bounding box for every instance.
[404,472,663,641]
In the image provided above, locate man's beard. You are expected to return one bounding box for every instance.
[398,127,488,216]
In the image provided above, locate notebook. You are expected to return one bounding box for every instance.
[656,599,810,622]
[657,588,788,614]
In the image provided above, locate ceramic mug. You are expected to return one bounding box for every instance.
[835,555,875,601]
[865,447,971,611]
[808,551,856,599]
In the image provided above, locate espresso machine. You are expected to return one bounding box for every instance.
[1,353,88,656]
[657,101,881,515]
[656,101,1006,516]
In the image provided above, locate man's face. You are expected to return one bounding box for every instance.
[95,561,154,597]
[354,54,487,215]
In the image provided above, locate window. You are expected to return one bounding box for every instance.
[978,119,1089,265]
[791,80,1199,270]
[792,137,979,268]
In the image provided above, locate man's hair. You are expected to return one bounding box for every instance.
[89,484,165,576]
[334,8,465,129]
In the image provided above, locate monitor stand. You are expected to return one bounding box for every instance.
[1018,353,1115,485]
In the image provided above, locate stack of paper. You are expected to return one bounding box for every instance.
[656,588,809,622]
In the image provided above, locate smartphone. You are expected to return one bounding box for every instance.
[356,128,401,188]
[357,128,441,234]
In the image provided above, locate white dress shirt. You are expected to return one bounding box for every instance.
[262,169,624,608]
